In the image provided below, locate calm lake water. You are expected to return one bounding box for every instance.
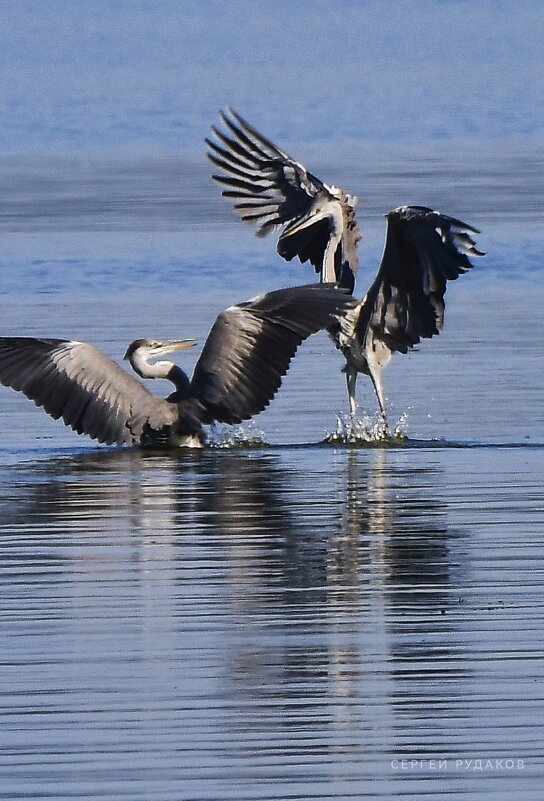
[0,151,543,801]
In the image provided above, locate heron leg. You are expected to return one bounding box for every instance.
[368,366,388,430]
[345,362,358,416]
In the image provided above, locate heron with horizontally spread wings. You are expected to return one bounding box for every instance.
[0,284,357,448]
[207,109,484,424]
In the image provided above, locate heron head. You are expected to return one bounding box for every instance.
[124,338,196,362]
[124,338,197,381]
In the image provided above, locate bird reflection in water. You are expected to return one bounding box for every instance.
[197,448,464,761]
[0,446,468,766]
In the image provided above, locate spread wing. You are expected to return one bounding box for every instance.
[0,338,177,445]
[207,107,325,236]
[187,284,357,425]
[355,206,484,359]
[207,108,360,288]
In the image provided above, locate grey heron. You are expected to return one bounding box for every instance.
[207,110,484,423]
[0,284,357,448]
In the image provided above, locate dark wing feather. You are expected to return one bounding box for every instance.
[207,109,361,288]
[0,338,177,445]
[188,285,357,425]
[355,206,483,356]
[277,216,336,275]
[207,108,325,237]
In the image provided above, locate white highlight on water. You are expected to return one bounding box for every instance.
[207,422,269,449]
[324,412,409,444]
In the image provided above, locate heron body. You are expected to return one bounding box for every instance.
[0,284,357,448]
[207,110,484,424]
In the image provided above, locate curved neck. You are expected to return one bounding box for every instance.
[165,364,191,395]
[130,353,190,394]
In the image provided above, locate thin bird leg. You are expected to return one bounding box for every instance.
[345,362,358,416]
[367,365,388,431]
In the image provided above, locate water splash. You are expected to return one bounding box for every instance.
[207,422,269,449]
[323,411,409,445]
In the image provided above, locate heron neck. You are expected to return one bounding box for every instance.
[148,361,190,393]
[131,353,190,393]
[165,364,191,394]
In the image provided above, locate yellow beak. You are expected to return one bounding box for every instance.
[156,339,196,355]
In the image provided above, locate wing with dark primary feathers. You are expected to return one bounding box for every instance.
[355,206,484,356]
[0,338,177,445]
[207,108,325,237]
[206,109,361,287]
[187,284,357,425]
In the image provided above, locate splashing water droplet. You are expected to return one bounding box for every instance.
[207,422,269,449]
[393,412,409,439]
[323,411,409,445]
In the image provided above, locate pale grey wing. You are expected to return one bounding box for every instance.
[355,206,484,357]
[206,107,326,238]
[188,284,357,425]
[0,338,177,445]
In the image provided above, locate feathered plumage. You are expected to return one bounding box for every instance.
[0,284,357,447]
[208,110,484,422]
[207,108,361,291]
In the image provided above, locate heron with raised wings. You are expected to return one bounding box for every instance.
[0,284,356,448]
[207,109,484,423]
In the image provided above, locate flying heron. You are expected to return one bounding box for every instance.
[0,284,356,448]
[207,109,484,423]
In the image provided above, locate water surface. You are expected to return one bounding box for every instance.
[0,150,543,800]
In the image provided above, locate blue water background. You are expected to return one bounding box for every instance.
[1,4,544,801]
[1,0,543,155]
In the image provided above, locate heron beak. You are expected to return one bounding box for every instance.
[155,339,196,355]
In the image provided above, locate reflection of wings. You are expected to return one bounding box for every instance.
[0,338,176,445]
[207,108,361,290]
[356,206,484,356]
[189,284,357,425]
